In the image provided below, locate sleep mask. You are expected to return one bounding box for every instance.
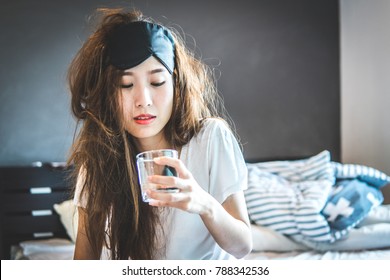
[107,21,175,74]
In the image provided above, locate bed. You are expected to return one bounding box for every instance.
[0,163,75,260]
[244,150,390,260]
[1,153,389,260]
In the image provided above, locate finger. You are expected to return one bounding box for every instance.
[148,199,167,207]
[148,198,184,208]
[154,157,192,178]
[154,186,180,192]
[146,189,188,203]
[148,175,193,192]
[148,175,179,187]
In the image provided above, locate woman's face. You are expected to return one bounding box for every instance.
[119,56,174,148]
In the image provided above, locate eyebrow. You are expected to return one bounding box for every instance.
[122,68,166,76]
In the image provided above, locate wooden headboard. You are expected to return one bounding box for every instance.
[0,163,73,259]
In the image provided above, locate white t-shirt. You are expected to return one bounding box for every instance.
[74,118,248,259]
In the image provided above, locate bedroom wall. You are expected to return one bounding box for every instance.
[0,0,340,166]
[340,0,390,202]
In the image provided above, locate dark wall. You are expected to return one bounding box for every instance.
[0,0,340,165]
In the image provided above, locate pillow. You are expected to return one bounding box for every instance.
[247,150,334,183]
[53,200,78,243]
[332,162,390,188]
[322,179,383,231]
[245,151,336,242]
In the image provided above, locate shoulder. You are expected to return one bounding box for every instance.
[184,118,235,159]
[190,117,241,154]
[198,117,233,139]
[184,117,241,155]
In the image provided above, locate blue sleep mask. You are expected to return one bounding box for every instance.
[106,21,175,74]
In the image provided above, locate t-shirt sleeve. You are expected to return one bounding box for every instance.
[206,119,248,204]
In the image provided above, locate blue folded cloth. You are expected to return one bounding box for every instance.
[322,179,383,231]
[357,175,389,189]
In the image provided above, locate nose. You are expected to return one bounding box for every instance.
[134,85,152,108]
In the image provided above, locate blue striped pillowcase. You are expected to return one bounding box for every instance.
[332,162,390,188]
[245,151,336,242]
[247,150,334,183]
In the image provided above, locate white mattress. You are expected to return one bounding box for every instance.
[246,248,390,260]
[11,238,74,260]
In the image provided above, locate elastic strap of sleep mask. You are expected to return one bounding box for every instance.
[106,21,175,74]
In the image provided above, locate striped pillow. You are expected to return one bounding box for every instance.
[245,177,334,242]
[247,150,334,183]
[245,151,336,242]
[332,162,390,188]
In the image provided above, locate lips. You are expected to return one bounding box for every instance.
[134,114,156,125]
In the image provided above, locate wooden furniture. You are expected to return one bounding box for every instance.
[0,163,72,259]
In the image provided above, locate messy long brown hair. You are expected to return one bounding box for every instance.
[67,8,227,259]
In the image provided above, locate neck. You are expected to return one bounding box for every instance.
[134,135,171,153]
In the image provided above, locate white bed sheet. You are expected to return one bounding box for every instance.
[246,248,390,260]
[247,204,390,260]
[12,238,75,260]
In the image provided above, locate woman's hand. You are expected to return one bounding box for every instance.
[146,156,253,258]
[145,156,213,215]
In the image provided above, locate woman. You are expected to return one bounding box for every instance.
[68,8,252,260]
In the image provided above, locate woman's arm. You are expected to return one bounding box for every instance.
[146,157,252,259]
[200,191,253,259]
[73,207,99,260]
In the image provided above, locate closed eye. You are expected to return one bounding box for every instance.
[121,84,133,89]
[151,81,165,87]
